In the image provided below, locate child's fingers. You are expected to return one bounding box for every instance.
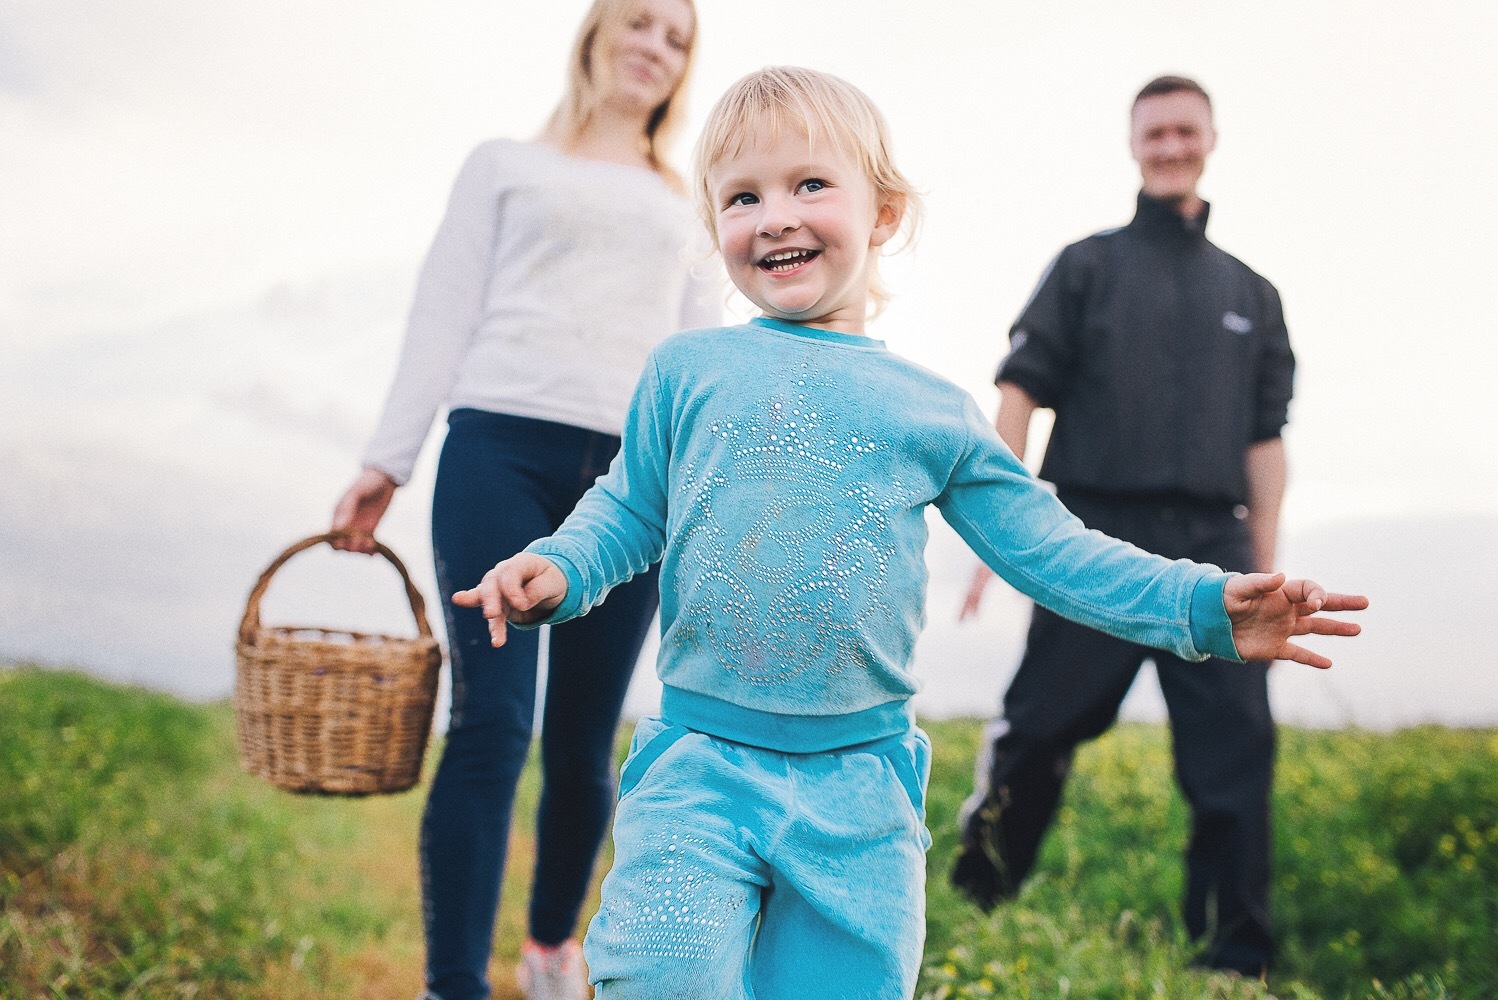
[1279,641,1333,670]
[455,570,516,619]
[450,585,512,647]
[485,614,509,648]
[450,557,560,647]
[1224,572,1287,616]
[1229,571,1285,598]
[1293,617,1362,638]
[500,574,543,614]
[1315,592,1370,613]
[464,577,514,648]
[1279,577,1326,611]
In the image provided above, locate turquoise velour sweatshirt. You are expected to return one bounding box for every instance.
[527,318,1239,753]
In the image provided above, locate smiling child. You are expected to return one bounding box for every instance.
[453,66,1366,1000]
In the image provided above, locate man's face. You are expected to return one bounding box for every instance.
[1130,90,1216,206]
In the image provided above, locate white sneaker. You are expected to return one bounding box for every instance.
[516,938,590,1000]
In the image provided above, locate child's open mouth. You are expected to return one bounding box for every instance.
[760,249,819,272]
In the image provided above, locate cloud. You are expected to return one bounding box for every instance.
[3,265,409,454]
[0,1,217,108]
[210,381,366,452]
[0,18,41,97]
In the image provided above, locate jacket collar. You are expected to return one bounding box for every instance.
[1129,191,1211,241]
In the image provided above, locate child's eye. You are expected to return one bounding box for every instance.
[727,192,759,208]
[666,32,689,51]
[798,179,828,194]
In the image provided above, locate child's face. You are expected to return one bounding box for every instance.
[707,128,899,335]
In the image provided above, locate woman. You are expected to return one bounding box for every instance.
[330,2,712,998]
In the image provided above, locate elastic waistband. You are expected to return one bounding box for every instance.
[661,687,915,754]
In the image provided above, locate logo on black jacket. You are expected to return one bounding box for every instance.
[1221,311,1253,334]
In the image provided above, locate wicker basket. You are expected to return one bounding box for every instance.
[234,532,443,795]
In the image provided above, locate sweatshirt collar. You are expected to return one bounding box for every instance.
[1130,191,1211,241]
[750,315,887,350]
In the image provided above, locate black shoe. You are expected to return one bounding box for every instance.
[950,797,1023,911]
[950,778,1026,911]
[950,839,1011,912]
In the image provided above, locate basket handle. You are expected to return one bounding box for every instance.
[238,531,436,646]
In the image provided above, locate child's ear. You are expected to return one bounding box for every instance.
[870,193,905,248]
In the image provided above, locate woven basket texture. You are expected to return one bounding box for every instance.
[234,533,442,795]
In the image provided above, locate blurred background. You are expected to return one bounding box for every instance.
[3,0,1494,729]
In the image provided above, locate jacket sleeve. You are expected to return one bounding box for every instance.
[934,395,1240,662]
[1252,277,1295,442]
[361,144,500,484]
[524,355,672,622]
[994,247,1082,408]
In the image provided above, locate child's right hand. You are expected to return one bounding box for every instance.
[452,554,569,648]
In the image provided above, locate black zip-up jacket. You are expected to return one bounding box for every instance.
[997,192,1295,506]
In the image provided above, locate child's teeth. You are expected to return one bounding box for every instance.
[764,250,811,270]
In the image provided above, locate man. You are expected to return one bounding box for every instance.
[951,75,1294,978]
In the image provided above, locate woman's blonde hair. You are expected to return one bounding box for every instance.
[692,66,923,313]
[542,0,698,187]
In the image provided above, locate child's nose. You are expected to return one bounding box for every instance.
[757,200,799,238]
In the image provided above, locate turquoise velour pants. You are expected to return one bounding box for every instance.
[583,717,933,1000]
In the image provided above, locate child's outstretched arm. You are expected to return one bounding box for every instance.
[452,554,568,649]
[1225,573,1368,668]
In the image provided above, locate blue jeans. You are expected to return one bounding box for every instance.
[423,409,661,1000]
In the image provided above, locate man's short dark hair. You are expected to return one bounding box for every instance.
[1133,75,1211,111]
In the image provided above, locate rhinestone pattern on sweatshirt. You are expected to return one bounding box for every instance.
[670,354,905,684]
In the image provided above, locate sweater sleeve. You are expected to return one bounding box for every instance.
[934,395,1240,662]
[524,355,672,622]
[361,144,501,484]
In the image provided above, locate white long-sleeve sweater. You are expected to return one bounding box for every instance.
[363,139,722,484]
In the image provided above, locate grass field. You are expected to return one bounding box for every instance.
[2,665,1494,998]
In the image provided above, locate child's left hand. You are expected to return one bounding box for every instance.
[1225,573,1367,668]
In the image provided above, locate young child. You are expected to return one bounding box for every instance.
[455,66,1366,1000]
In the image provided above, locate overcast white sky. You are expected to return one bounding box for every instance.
[2,1,1495,725]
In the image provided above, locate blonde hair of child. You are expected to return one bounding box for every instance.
[542,0,699,189]
[692,66,923,315]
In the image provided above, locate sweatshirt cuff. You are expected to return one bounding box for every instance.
[1189,574,1243,662]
